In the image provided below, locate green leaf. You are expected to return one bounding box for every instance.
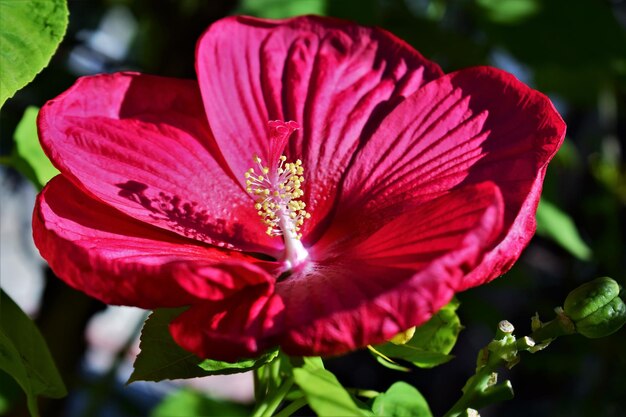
[373,299,462,369]
[0,0,68,108]
[236,0,326,19]
[372,382,433,417]
[476,0,540,24]
[9,106,59,189]
[293,367,372,417]
[367,346,411,372]
[129,308,278,383]
[151,388,249,417]
[536,199,592,261]
[0,290,67,417]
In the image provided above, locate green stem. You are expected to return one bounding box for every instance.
[251,377,294,417]
[529,315,575,342]
[444,314,575,417]
[442,364,497,417]
[443,327,516,417]
[254,366,266,402]
[272,397,308,417]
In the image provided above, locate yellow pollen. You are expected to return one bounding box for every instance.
[244,153,309,240]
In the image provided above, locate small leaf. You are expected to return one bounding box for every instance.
[151,388,249,417]
[0,290,67,417]
[10,106,59,189]
[293,367,372,417]
[536,199,592,260]
[373,355,412,372]
[372,382,433,417]
[476,0,541,24]
[129,308,278,383]
[236,0,326,19]
[367,346,411,372]
[408,298,461,354]
[0,0,69,108]
[373,299,462,369]
[373,344,454,368]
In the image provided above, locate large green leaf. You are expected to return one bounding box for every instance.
[129,308,278,383]
[0,0,68,108]
[0,290,66,417]
[151,388,249,417]
[373,299,462,368]
[536,199,592,261]
[9,106,59,189]
[293,367,372,417]
[372,382,433,417]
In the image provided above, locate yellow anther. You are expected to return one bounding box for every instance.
[245,153,309,242]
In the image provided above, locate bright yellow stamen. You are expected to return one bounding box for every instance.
[244,153,309,242]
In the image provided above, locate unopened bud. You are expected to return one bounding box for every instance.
[563,277,626,338]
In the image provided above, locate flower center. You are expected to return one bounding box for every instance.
[244,121,310,269]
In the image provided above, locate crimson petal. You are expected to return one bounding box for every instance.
[196,15,443,239]
[170,182,503,359]
[33,176,269,309]
[38,72,278,254]
[338,66,565,289]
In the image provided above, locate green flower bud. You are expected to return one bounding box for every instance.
[563,277,626,338]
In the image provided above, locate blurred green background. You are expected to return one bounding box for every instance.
[1,0,625,416]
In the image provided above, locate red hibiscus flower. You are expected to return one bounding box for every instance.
[33,15,565,361]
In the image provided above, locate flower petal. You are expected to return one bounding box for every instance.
[279,182,504,356]
[170,182,503,359]
[337,66,565,289]
[196,15,443,238]
[33,176,270,309]
[38,72,278,254]
[170,290,284,362]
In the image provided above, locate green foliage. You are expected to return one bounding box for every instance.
[372,299,462,369]
[293,366,372,416]
[237,0,326,18]
[8,106,59,189]
[151,388,249,417]
[473,0,626,104]
[372,382,433,417]
[0,290,66,417]
[0,0,68,108]
[129,308,278,383]
[476,0,541,24]
[536,199,592,261]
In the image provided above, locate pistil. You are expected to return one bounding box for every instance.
[245,121,310,269]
